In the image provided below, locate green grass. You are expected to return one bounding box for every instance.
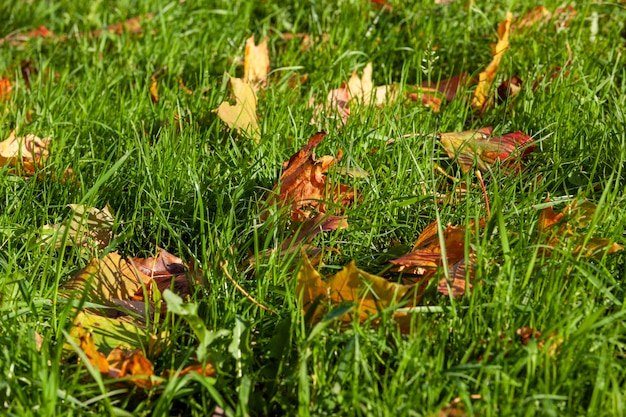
[1,0,626,415]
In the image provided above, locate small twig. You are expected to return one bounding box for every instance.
[475,169,491,218]
[220,261,277,315]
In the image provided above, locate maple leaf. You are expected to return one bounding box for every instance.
[61,249,200,314]
[263,131,355,222]
[0,129,50,175]
[390,220,482,297]
[40,204,114,249]
[439,127,535,174]
[472,12,513,110]
[243,35,270,89]
[538,200,623,258]
[311,62,396,125]
[214,76,260,142]
[412,73,471,112]
[297,251,413,325]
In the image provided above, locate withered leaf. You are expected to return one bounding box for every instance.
[390,220,467,275]
[264,132,354,222]
[0,129,50,175]
[0,77,11,101]
[214,76,260,142]
[61,251,150,305]
[243,35,270,89]
[297,251,413,325]
[538,200,623,258]
[472,12,513,110]
[439,127,535,174]
[40,204,114,249]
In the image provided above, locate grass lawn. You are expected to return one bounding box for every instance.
[1,0,626,415]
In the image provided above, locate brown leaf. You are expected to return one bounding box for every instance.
[390,221,467,275]
[243,35,270,89]
[264,132,354,222]
[513,5,577,32]
[516,327,541,345]
[297,251,413,324]
[437,255,476,297]
[472,12,513,110]
[214,76,260,142]
[0,129,50,175]
[439,128,535,174]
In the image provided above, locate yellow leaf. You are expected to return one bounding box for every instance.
[0,129,50,175]
[214,76,260,142]
[472,12,513,109]
[40,204,114,249]
[243,35,270,89]
[297,251,413,324]
[61,251,151,305]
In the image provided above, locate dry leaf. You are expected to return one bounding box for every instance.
[214,76,260,142]
[472,12,513,110]
[150,76,159,103]
[538,200,624,258]
[61,251,150,305]
[40,204,114,249]
[390,221,467,275]
[263,132,354,222]
[243,35,270,89]
[0,77,11,101]
[439,127,535,174]
[297,251,413,324]
[0,129,50,175]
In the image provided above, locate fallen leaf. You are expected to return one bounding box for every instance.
[496,75,522,103]
[61,251,150,306]
[40,204,114,249]
[243,35,270,89]
[0,25,54,46]
[516,327,541,345]
[263,132,355,222]
[297,251,413,324]
[472,12,513,110]
[130,247,202,302]
[390,221,466,275]
[538,200,624,258]
[0,77,11,101]
[214,76,260,142]
[513,5,577,32]
[439,127,535,174]
[0,129,50,175]
[311,62,396,124]
[436,255,476,297]
[150,76,159,103]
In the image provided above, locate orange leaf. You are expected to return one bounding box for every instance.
[76,325,110,374]
[264,132,355,222]
[0,77,11,101]
[150,76,158,103]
